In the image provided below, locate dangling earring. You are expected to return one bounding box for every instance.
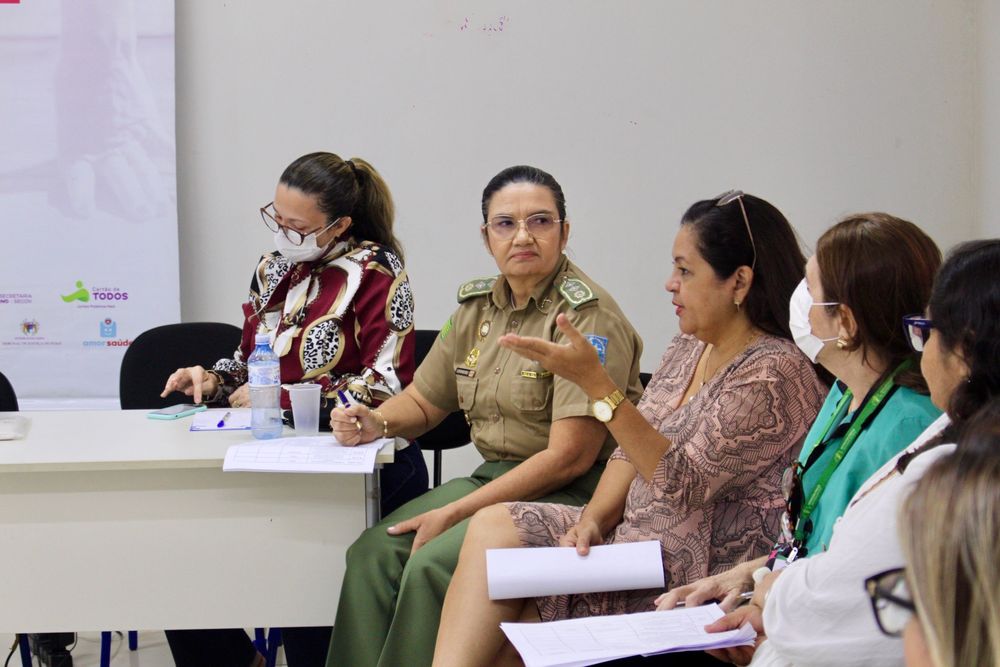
[836,338,849,350]
[734,299,741,312]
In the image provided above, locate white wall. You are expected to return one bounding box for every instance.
[979,0,1000,238]
[174,0,985,480]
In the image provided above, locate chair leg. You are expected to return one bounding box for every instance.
[265,628,282,667]
[17,634,31,667]
[128,630,138,651]
[433,450,442,487]
[254,627,267,655]
[100,631,112,667]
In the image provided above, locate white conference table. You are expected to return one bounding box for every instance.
[0,410,392,633]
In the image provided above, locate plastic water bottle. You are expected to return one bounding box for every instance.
[248,333,283,439]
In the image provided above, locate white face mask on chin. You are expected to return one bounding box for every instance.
[273,226,335,263]
[788,278,839,363]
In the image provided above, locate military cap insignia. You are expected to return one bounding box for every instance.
[558,277,597,309]
[457,277,497,302]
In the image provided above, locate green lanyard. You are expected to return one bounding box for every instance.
[792,360,912,544]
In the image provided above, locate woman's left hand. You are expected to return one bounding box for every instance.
[499,313,610,397]
[228,383,250,408]
[703,604,766,665]
[387,505,460,556]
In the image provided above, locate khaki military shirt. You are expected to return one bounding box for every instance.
[414,255,643,462]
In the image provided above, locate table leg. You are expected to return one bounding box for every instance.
[364,465,382,528]
[17,634,30,667]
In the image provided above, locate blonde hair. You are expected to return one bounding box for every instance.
[900,400,1000,667]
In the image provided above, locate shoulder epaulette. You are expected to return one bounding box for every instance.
[457,276,497,303]
[558,276,599,309]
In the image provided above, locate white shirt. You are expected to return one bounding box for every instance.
[752,414,952,667]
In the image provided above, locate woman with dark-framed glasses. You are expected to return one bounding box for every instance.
[891,397,1000,667]
[160,151,428,667]
[695,239,1000,667]
[431,191,828,666]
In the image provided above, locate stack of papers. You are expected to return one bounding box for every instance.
[222,436,390,473]
[0,415,29,440]
[501,604,755,667]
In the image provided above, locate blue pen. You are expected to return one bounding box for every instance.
[216,411,231,428]
[337,390,362,431]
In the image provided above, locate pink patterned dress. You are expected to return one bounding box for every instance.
[507,333,826,620]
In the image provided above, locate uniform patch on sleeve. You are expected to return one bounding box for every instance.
[558,277,598,309]
[439,317,454,341]
[584,334,608,365]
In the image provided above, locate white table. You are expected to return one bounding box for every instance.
[0,410,392,633]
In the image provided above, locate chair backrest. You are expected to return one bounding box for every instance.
[413,329,472,452]
[0,371,18,412]
[640,372,652,389]
[119,322,243,409]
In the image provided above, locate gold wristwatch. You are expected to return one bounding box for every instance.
[592,389,626,423]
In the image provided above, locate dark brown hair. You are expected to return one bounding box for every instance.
[280,152,403,260]
[815,213,941,391]
[681,193,805,340]
[928,240,1000,436]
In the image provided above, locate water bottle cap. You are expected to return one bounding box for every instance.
[255,333,271,345]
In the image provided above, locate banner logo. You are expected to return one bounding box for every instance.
[61,280,90,303]
[100,318,117,338]
[21,319,39,336]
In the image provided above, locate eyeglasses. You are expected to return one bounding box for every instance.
[260,202,339,246]
[780,462,805,542]
[903,315,934,352]
[716,190,757,270]
[866,568,916,637]
[483,214,563,240]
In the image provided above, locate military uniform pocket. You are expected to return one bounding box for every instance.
[456,376,478,411]
[510,377,552,412]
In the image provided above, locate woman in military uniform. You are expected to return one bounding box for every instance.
[326,165,645,667]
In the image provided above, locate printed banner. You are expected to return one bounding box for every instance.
[0,0,179,407]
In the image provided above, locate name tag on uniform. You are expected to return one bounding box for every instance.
[455,367,476,378]
[519,370,553,379]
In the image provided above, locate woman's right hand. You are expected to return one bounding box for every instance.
[559,517,605,556]
[329,405,380,446]
[161,365,218,404]
[655,561,756,611]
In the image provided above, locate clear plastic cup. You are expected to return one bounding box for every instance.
[288,383,322,436]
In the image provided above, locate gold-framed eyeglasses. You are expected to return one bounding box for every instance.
[483,213,563,240]
[260,202,339,246]
[716,190,757,270]
[865,568,916,637]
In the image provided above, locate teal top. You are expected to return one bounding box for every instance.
[798,382,940,554]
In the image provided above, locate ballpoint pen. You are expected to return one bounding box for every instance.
[216,411,231,428]
[337,390,362,431]
[674,591,755,608]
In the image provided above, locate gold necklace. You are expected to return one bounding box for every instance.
[689,331,760,402]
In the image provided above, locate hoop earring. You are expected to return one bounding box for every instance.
[836,338,849,350]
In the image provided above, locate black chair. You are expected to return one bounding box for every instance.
[640,372,652,389]
[0,371,18,411]
[119,322,242,409]
[414,329,472,487]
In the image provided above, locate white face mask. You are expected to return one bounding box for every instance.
[272,222,338,263]
[788,278,839,362]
